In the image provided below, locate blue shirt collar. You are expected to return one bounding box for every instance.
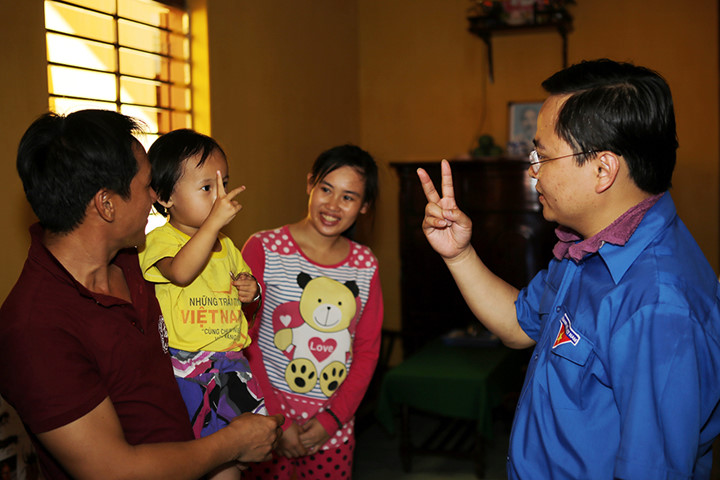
[597,192,675,284]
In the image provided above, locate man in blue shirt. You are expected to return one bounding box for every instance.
[417,59,720,479]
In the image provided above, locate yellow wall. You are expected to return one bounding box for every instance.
[0,1,717,345]
[201,1,362,255]
[0,2,48,301]
[357,0,719,332]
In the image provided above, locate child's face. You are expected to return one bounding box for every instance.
[161,148,229,236]
[305,165,368,238]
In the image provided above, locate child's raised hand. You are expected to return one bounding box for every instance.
[206,170,246,230]
[232,272,259,303]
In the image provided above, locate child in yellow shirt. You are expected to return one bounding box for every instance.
[138,129,264,480]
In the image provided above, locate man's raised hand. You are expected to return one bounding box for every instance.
[416,159,473,260]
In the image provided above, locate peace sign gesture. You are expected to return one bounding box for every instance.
[206,170,246,231]
[416,159,473,260]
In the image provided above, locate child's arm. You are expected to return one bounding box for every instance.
[156,171,245,286]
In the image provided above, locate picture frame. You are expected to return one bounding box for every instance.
[507,101,542,157]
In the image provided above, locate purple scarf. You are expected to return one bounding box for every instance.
[553,193,663,262]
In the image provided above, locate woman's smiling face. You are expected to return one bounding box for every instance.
[305,165,368,238]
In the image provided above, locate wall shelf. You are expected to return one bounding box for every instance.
[467,14,573,82]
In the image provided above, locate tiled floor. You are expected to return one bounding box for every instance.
[353,411,509,480]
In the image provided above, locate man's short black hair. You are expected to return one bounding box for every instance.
[17,109,144,233]
[542,58,678,194]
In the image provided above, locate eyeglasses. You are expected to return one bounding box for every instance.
[528,150,594,174]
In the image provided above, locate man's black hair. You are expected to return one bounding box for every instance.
[542,58,678,194]
[17,109,144,233]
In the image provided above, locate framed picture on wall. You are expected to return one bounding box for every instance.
[508,101,542,157]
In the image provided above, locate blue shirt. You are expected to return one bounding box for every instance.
[510,193,720,480]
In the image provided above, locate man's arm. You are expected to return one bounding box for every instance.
[417,159,534,349]
[38,397,283,480]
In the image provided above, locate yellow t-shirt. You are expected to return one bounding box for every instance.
[138,222,252,352]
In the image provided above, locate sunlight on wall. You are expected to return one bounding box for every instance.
[44,0,191,149]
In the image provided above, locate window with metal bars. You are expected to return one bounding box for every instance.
[45,0,192,145]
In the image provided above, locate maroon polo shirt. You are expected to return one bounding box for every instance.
[0,223,193,479]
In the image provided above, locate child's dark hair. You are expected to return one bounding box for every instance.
[148,129,226,217]
[309,144,378,210]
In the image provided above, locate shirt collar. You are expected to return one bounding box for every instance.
[553,192,665,264]
[598,193,676,284]
[28,222,133,306]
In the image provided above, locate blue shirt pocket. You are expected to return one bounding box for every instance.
[546,310,595,410]
[551,333,593,366]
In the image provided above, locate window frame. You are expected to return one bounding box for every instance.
[45,0,193,137]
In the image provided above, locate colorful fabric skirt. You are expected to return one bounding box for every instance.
[170,348,267,438]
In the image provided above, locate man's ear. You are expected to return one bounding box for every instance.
[94,189,115,222]
[595,152,620,194]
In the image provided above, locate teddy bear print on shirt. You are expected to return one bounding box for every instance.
[273,272,358,397]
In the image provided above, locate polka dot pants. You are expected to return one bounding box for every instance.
[244,437,355,479]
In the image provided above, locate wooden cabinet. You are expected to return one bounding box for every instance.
[391,158,557,356]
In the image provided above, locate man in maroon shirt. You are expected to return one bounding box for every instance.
[0,110,283,479]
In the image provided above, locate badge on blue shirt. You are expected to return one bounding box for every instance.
[553,312,580,348]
